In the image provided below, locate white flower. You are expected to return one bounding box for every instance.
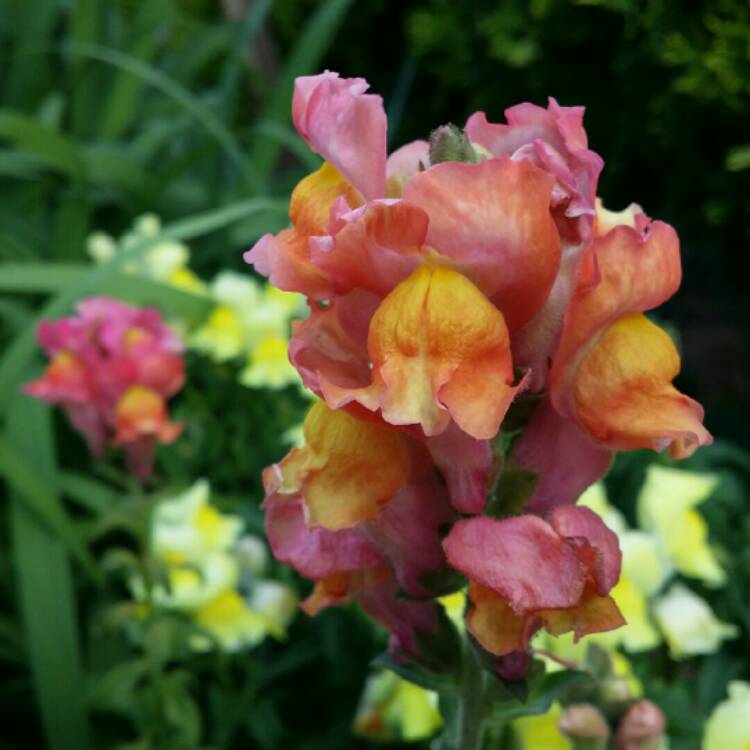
[652,583,737,658]
[637,465,725,586]
[151,479,243,564]
[703,681,750,750]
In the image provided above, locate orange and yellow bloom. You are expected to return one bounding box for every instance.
[246,70,711,674]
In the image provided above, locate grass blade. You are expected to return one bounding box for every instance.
[249,0,353,178]
[0,111,85,178]
[0,264,212,322]
[6,395,92,750]
[59,472,120,515]
[0,431,101,582]
[66,42,260,191]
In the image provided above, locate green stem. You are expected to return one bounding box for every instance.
[458,643,488,750]
[439,639,495,750]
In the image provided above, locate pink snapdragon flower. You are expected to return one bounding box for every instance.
[24,296,184,479]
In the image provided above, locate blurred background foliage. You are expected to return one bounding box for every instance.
[0,0,748,748]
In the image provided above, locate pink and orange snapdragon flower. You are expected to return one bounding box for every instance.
[247,71,711,676]
[25,296,184,480]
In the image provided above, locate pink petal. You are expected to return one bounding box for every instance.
[549,505,622,595]
[550,221,682,421]
[511,398,612,514]
[264,495,382,580]
[244,230,334,300]
[387,140,430,179]
[426,423,492,515]
[465,100,603,244]
[402,158,561,331]
[443,515,585,612]
[361,474,454,598]
[357,575,440,661]
[292,72,387,200]
[308,200,428,298]
[289,290,377,397]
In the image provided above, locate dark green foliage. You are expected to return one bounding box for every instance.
[1,1,749,748]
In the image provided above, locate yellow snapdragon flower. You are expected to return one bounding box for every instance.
[353,671,442,742]
[87,214,194,287]
[514,702,570,750]
[652,583,737,659]
[132,481,297,653]
[703,681,750,750]
[637,465,724,586]
[578,484,665,653]
[190,272,306,391]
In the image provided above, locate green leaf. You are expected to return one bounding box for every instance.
[0,263,84,292]
[0,111,86,178]
[89,659,149,717]
[0,431,101,581]
[65,42,260,190]
[485,467,539,518]
[371,652,459,693]
[489,670,591,724]
[6,395,92,750]
[59,471,120,514]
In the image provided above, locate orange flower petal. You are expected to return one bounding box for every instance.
[402,158,561,331]
[539,589,625,641]
[269,402,417,531]
[466,582,539,656]
[308,200,429,298]
[114,385,182,445]
[323,265,520,439]
[573,313,711,457]
[551,221,682,413]
[245,228,333,299]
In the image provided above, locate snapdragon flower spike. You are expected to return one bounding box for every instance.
[250,69,713,669]
[443,506,624,656]
[24,296,184,479]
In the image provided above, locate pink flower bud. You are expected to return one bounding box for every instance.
[616,700,666,750]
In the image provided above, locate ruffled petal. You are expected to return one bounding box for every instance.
[289,290,378,397]
[244,229,334,300]
[387,140,430,181]
[465,100,603,243]
[402,158,560,331]
[443,516,585,612]
[292,72,387,200]
[361,474,454,598]
[322,265,521,439]
[308,200,428,298]
[551,222,682,412]
[262,401,422,530]
[466,582,540,656]
[263,495,382,580]
[572,313,711,457]
[550,221,710,456]
[549,506,622,595]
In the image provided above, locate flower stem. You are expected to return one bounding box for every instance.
[458,643,488,750]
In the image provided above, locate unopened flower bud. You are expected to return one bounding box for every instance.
[616,700,666,750]
[429,124,479,164]
[558,703,610,749]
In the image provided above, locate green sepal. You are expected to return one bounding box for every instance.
[485,467,539,519]
[429,124,480,164]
